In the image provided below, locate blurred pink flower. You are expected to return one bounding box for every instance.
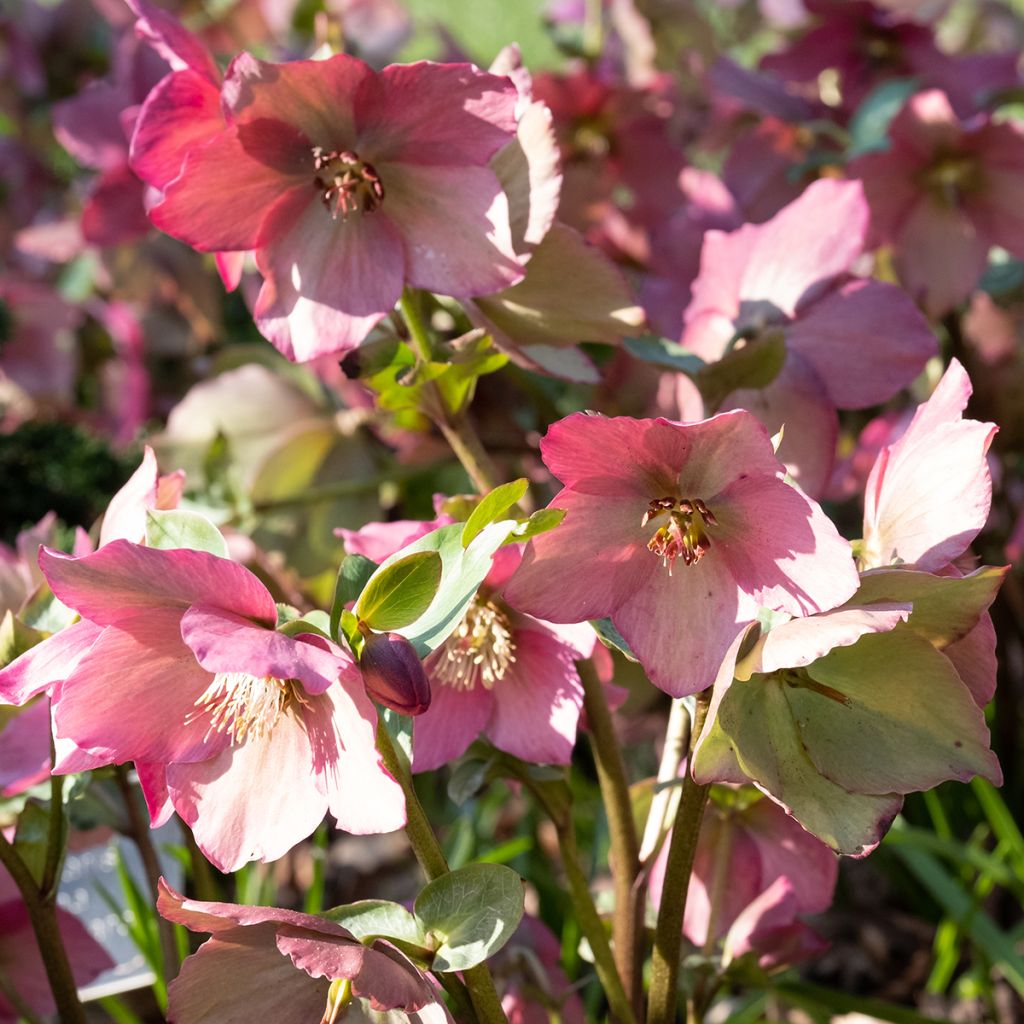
[504,411,859,696]
[852,89,1024,315]
[140,52,525,360]
[0,541,404,871]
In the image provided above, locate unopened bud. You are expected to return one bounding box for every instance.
[358,626,432,716]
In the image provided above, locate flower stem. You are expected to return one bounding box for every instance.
[578,659,644,1018]
[646,693,712,1024]
[375,721,508,1024]
[114,766,180,989]
[638,698,691,865]
[0,832,86,1024]
[399,288,503,495]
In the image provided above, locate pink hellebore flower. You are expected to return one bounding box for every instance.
[650,789,837,970]
[0,866,113,1022]
[157,881,443,1024]
[137,51,525,360]
[0,541,404,871]
[341,521,594,771]
[503,410,859,697]
[680,177,936,497]
[851,89,1024,316]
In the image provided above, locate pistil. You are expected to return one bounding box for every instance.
[643,495,718,572]
[312,147,385,218]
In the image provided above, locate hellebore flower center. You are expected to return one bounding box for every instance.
[190,671,309,744]
[433,596,518,691]
[311,146,385,218]
[918,151,983,208]
[643,495,719,571]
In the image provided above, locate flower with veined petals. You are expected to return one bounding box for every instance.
[0,541,405,872]
[679,177,937,497]
[852,89,1024,316]
[156,880,446,1024]
[135,51,526,361]
[649,787,837,970]
[504,410,860,697]
[341,521,595,771]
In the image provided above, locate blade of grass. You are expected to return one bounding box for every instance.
[775,979,952,1024]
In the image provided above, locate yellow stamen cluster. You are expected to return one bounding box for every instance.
[433,598,517,691]
[643,495,718,573]
[189,672,307,744]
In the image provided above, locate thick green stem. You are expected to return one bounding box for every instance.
[646,693,712,1024]
[114,766,180,987]
[578,659,644,1017]
[375,722,507,1024]
[0,833,86,1024]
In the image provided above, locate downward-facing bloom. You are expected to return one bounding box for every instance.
[0,541,405,871]
[157,881,443,1024]
[137,51,525,360]
[650,788,837,970]
[680,178,937,496]
[852,89,1024,315]
[504,411,859,696]
[341,521,593,770]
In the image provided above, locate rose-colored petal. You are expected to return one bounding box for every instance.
[943,612,997,707]
[215,251,245,291]
[136,761,175,827]
[338,519,439,563]
[52,611,226,768]
[180,606,349,696]
[411,673,493,773]
[127,0,219,80]
[167,707,328,871]
[380,163,524,297]
[253,190,405,361]
[0,620,102,705]
[99,445,159,547]
[39,541,277,627]
[785,279,937,408]
[81,165,152,247]
[52,80,129,170]
[0,699,51,795]
[485,626,584,764]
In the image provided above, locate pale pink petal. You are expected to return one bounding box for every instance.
[99,446,159,547]
[215,251,245,291]
[785,279,937,408]
[180,606,349,696]
[167,709,328,871]
[0,699,50,795]
[380,163,524,297]
[485,627,584,764]
[0,620,102,704]
[253,190,405,361]
[136,761,175,827]
[52,611,226,768]
[127,0,220,80]
[337,519,439,562]
[713,474,859,616]
[722,877,825,967]
[39,542,277,627]
[411,673,493,773]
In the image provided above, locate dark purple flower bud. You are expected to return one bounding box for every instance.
[358,627,432,716]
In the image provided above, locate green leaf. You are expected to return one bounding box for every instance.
[278,610,332,639]
[375,521,517,655]
[355,551,443,632]
[624,335,706,375]
[775,979,952,1024]
[590,618,638,662]
[0,610,44,669]
[145,509,229,558]
[695,331,787,410]
[323,899,428,948]
[461,478,529,548]
[414,863,525,972]
[847,77,919,157]
[330,554,379,642]
[505,508,566,544]
[14,801,61,888]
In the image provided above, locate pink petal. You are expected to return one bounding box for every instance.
[0,699,51,796]
[360,62,518,167]
[99,445,159,547]
[380,163,524,297]
[39,541,277,627]
[136,761,175,826]
[180,606,350,696]
[52,611,226,767]
[786,279,937,408]
[941,610,998,707]
[80,165,152,246]
[0,620,102,705]
[485,626,584,764]
[253,190,405,361]
[127,0,220,81]
[411,672,493,773]
[167,708,328,871]
[215,251,245,291]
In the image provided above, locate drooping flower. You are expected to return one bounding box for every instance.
[649,787,837,970]
[0,541,405,871]
[156,880,443,1024]
[678,177,937,497]
[851,89,1024,316]
[692,594,1002,854]
[341,521,594,770]
[504,410,860,696]
[136,51,526,360]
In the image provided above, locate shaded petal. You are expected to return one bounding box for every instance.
[0,699,51,795]
[382,163,524,297]
[411,672,493,773]
[52,611,226,767]
[40,541,277,627]
[0,620,102,704]
[944,612,998,707]
[181,606,350,696]
[485,627,584,764]
[253,190,404,361]
[127,0,220,81]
